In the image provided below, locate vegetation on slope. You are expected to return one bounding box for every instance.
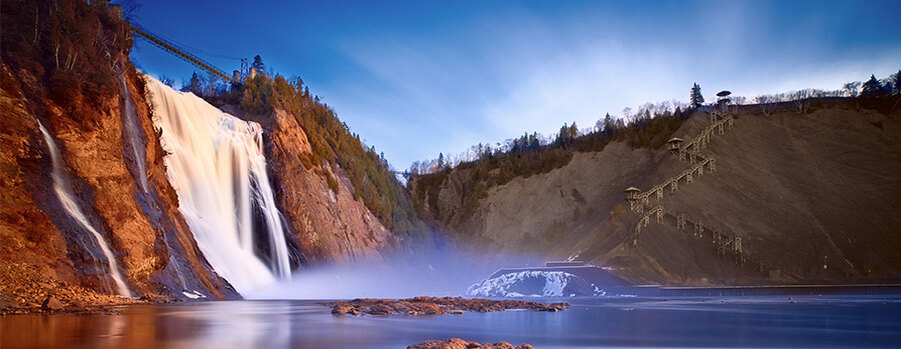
[410,105,690,218]
[1,0,137,117]
[410,74,901,221]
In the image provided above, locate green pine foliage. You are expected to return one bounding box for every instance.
[412,108,689,217]
[893,70,901,95]
[861,75,883,96]
[690,82,704,107]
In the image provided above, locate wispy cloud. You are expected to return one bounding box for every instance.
[132,1,901,170]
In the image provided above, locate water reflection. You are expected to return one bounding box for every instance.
[2,295,900,348]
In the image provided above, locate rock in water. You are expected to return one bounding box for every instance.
[41,296,64,311]
[328,297,567,317]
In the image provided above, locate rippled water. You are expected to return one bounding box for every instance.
[2,294,899,348]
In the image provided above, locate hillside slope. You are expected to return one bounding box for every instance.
[412,101,901,285]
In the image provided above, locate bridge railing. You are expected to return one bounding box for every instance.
[128,22,233,82]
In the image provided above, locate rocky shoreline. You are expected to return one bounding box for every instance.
[408,338,534,349]
[327,296,568,316]
[0,263,153,315]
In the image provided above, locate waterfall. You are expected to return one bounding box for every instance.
[144,76,292,294]
[37,120,132,297]
[118,72,149,193]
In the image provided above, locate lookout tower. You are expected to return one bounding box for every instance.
[716,90,732,111]
[667,137,684,153]
[625,187,641,211]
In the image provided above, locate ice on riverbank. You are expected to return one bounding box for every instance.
[467,271,606,297]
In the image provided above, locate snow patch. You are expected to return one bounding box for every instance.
[467,271,606,297]
[182,290,207,299]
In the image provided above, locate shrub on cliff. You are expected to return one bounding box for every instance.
[1,0,134,114]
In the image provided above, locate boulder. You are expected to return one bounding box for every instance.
[41,296,64,311]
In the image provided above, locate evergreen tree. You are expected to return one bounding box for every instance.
[184,72,202,94]
[690,83,705,107]
[894,70,901,95]
[556,123,570,145]
[861,74,883,96]
[252,55,265,73]
[602,113,615,133]
[529,132,540,149]
[437,153,446,169]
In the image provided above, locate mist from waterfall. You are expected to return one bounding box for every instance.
[37,120,132,297]
[144,76,292,294]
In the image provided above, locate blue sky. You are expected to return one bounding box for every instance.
[129,0,901,170]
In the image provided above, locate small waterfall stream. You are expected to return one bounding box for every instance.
[37,120,132,297]
[118,72,149,193]
[145,76,292,294]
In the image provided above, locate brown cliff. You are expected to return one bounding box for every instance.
[221,106,394,265]
[1,0,408,313]
[1,0,236,312]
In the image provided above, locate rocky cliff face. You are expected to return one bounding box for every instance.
[223,107,393,265]
[412,101,901,286]
[0,1,401,311]
[0,61,238,310]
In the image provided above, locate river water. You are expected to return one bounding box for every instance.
[2,292,899,348]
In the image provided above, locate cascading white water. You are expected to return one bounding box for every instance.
[144,76,292,294]
[118,72,149,193]
[38,121,132,297]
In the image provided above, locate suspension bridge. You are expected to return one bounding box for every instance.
[127,22,237,82]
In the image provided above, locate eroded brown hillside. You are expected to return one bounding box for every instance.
[412,101,901,286]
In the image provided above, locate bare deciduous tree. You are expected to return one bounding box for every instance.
[843,81,861,98]
[755,95,777,117]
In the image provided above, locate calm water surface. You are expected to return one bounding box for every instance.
[2,294,900,348]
